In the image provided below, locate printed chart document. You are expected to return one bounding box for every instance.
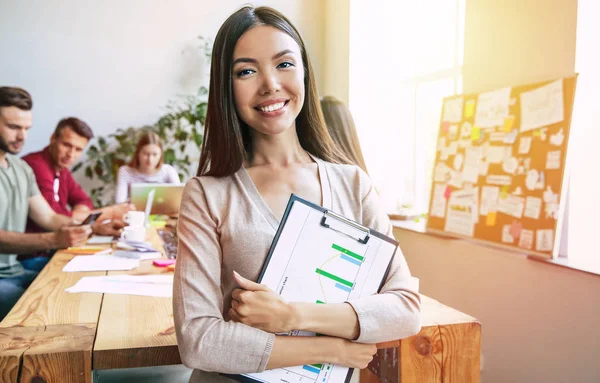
[231,195,398,383]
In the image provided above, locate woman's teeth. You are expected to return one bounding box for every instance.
[259,102,285,112]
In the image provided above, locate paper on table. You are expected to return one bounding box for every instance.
[62,255,139,272]
[65,275,173,297]
[63,246,112,255]
[86,235,114,245]
[114,250,162,260]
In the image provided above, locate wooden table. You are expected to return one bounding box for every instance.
[0,229,480,383]
[361,296,481,383]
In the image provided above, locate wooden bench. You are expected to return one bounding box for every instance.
[0,229,480,382]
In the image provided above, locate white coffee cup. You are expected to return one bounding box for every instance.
[123,211,146,227]
[120,226,146,242]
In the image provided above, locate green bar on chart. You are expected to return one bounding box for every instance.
[315,268,353,287]
[332,243,363,262]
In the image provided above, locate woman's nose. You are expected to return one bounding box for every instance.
[260,71,281,94]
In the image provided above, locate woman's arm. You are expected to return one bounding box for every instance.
[114,166,129,204]
[230,169,421,343]
[165,164,181,185]
[267,335,376,370]
[230,272,360,340]
[174,179,275,373]
[345,170,421,343]
[175,179,378,373]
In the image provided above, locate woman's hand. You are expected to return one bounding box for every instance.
[229,271,296,333]
[336,339,378,369]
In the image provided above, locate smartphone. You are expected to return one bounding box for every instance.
[81,212,103,226]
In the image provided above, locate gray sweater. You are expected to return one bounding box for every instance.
[173,156,421,382]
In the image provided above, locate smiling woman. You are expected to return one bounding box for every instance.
[196,6,346,178]
[173,6,421,383]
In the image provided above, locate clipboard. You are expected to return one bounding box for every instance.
[227,194,398,383]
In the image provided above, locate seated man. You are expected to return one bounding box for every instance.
[0,87,112,320]
[21,117,129,271]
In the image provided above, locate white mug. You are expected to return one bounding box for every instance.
[120,226,146,242]
[123,211,146,227]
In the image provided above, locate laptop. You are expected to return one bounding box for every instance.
[130,183,184,216]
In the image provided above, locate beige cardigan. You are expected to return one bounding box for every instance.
[173,156,421,382]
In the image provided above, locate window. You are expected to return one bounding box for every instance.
[565,0,600,263]
[348,0,465,214]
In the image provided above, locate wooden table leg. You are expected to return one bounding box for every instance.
[360,321,481,383]
[0,323,96,383]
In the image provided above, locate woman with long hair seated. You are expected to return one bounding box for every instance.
[115,130,180,203]
[173,6,421,382]
[320,95,369,174]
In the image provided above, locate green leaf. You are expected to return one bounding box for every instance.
[163,148,176,164]
[72,163,82,173]
[193,132,203,148]
[98,137,107,150]
[174,129,188,141]
[85,166,93,179]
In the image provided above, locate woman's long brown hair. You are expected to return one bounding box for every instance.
[320,96,369,174]
[197,6,349,177]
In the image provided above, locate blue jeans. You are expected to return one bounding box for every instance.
[19,256,51,273]
[0,269,38,321]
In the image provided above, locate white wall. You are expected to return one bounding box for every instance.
[568,0,600,268]
[397,228,600,383]
[0,0,325,158]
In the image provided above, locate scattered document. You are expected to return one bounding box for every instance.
[65,275,173,297]
[114,250,161,260]
[63,246,112,255]
[62,255,139,272]
[86,236,114,245]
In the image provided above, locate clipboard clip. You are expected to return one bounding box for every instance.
[320,210,370,244]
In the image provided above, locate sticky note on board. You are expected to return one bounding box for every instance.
[503,115,515,132]
[442,121,450,132]
[471,125,481,141]
[509,221,523,240]
[464,100,475,118]
[486,212,497,226]
[444,185,452,199]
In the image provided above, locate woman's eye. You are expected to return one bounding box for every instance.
[237,69,255,77]
[277,62,294,69]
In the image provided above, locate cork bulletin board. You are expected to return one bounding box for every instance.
[426,76,577,258]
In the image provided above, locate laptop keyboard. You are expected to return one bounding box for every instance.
[158,230,178,259]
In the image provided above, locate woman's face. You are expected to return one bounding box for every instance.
[232,25,305,136]
[138,144,162,172]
